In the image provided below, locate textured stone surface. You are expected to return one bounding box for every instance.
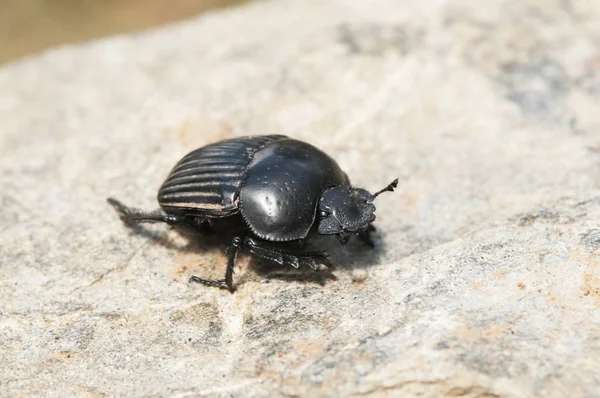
[2,0,600,396]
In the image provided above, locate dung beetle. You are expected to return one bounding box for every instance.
[108,135,397,292]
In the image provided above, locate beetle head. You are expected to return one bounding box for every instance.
[317,179,398,236]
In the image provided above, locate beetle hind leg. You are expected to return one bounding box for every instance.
[107,198,210,232]
[107,198,175,225]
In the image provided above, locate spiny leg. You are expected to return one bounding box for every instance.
[189,237,240,292]
[108,198,178,224]
[242,236,331,270]
[358,224,376,248]
[107,198,208,231]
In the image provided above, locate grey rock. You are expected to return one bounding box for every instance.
[1,0,600,396]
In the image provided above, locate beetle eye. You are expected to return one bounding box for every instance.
[320,211,328,217]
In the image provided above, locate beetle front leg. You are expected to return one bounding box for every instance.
[241,237,331,270]
[189,237,241,293]
[358,224,376,248]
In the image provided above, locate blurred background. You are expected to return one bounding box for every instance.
[0,0,247,65]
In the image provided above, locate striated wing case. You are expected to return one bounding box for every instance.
[158,135,287,217]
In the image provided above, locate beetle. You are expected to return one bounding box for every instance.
[107,135,397,292]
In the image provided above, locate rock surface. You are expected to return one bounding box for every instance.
[2,0,600,396]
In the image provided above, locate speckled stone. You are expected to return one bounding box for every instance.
[1,0,600,396]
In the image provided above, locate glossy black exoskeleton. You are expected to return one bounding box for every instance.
[108,135,397,292]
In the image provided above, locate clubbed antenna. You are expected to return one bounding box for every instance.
[373,178,399,198]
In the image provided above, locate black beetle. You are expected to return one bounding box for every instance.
[108,135,397,292]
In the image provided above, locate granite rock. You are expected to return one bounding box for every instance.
[1,0,600,396]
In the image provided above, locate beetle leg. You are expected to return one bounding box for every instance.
[241,237,286,266]
[225,237,241,290]
[242,237,330,269]
[188,276,229,289]
[358,225,376,248]
[189,237,241,293]
[300,251,332,269]
[107,198,177,224]
[336,234,351,245]
[107,198,209,232]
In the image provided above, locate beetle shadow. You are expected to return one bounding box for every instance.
[249,257,338,287]
[122,223,388,286]
[308,233,387,270]
[244,233,387,286]
[126,226,337,287]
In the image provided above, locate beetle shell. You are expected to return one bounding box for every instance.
[157,135,350,241]
[240,139,349,241]
[158,135,286,216]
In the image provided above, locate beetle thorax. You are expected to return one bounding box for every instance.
[317,186,376,235]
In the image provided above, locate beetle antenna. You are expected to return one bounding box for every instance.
[373,178,399,198]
